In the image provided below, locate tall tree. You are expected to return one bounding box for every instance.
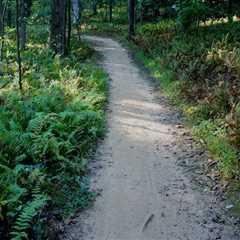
[128,0,135,38]
[50,0,67,56]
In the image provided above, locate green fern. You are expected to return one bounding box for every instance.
[0,28,107,238]
[10,194,48,240]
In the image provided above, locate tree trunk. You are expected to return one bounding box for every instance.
[78,0,82,21]
[16,0,22,90]
[15,0,32,50]
[128,0,135,39]
[50,0,67,56]
[109,0,113,22]
[140,0,144,24]
[66,0,71,54]
[0,0,8,74]
[7,5,11,27]
[0,0,3,74]
[19,0,28,50]
[93,0,97,15]
[0,1,3,35]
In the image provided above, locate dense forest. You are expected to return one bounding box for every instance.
[1,0,240,239]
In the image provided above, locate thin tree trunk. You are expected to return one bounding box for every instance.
[0,0,8,64]
[19,0,27,50]
[140,1,144,24]
[67,0,71,54]
[109,0,113,22]
[16,0,22,90]
[0,0,3,75]
[0,1,3,35]
[78,0,82,22]
[128,0,135,39]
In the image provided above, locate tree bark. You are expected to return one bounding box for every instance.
[50,0,67,56]
[128,0,135,39]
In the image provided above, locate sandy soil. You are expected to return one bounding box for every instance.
[60,36,239,240]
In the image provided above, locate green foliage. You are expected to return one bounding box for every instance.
[11,194,48,240]
[133,19,240,178]
[81,7,128,36]
[137,0,161,21]
[193,121,238,178]
[176,0,208,30]
[135,20,175,54]
[0,20,108,239]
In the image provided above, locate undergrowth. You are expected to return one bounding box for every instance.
[0,24,107,239]
[133,20,240,179]
[80,6,128,37]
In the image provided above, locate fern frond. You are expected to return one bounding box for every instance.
[10,194,48,240]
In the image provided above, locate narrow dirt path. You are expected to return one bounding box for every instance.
[61,36,239,240]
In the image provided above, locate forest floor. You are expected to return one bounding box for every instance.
[60,36,240,240]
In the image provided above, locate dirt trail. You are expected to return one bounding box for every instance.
[61,36,239,240]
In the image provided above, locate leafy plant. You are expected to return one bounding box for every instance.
[133,17,240,178]
[176,0,209,30]
[0,19,107,238]
[10,194,48,240]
